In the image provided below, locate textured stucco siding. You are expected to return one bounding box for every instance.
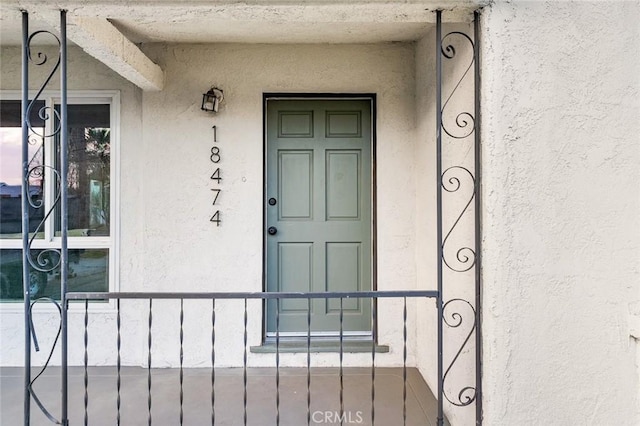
[414,26,442,421]
[480,1,640,424]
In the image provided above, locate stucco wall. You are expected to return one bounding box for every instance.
[414,25,441,419]
[1,42,421,369]
[481,1,640,425]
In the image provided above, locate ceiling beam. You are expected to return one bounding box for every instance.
[19,7,165,91]
[65,16,164,91]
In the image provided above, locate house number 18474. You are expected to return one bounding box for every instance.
[210,126,221,226]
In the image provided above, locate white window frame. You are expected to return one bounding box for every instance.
[0,90,120,311]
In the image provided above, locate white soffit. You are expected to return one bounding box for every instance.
[0,1,487,90]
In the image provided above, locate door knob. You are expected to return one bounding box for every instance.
[268,198,277,206]
[268,227,278,235]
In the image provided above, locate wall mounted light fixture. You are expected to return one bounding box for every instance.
[201,87,224,113]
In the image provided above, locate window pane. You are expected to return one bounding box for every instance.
[0,99,46,239]
[0,100,46,128]
[55,104,111,237]
[0,248,109,301]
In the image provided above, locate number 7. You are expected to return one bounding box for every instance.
[211,188,221,205]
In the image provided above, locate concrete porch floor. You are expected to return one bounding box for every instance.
[1,366,443,425]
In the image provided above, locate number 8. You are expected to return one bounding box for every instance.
[210,146,221,163]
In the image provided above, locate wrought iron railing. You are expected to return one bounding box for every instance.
[53,290,438,426]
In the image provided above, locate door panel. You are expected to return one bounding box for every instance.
[278,242,313,311]
[266,99,372,335]
[326,111,361,138]
[326,150,361,220]
[278,111,314,138]
[279,150,313,219]
[326,242,362,313]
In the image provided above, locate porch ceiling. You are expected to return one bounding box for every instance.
[0,0,487,90]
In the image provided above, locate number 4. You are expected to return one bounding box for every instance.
[210,211,221,226]
[210,168,221,182]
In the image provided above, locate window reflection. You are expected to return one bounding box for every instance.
[0,100,46,238]
[1,98,113,302]
[0,249,109,301]
[55,104,111,237]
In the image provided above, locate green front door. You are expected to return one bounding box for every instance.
[266,99,372,335]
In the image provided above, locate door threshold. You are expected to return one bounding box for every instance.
[250,340,389,354]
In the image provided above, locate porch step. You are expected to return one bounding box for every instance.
[250,340,389,353]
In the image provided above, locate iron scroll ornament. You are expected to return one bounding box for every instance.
[24,29,63,274]
[441,166,476,273]
[26,164,62,273]
[441,31,476,140]
[440,29,477,273]
[442,298,477,407]
[439,26,479,413]
[26,30,62,138]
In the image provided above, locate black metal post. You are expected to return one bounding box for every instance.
[436,10,444,426]
[21,10,31,426]
[474,10,483,426]
[59,9,69,426]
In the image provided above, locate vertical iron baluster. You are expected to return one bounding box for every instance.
[60,11,69,425]
[276,297,280,426]
[339,297,344,426]
[148,299,153,426]
[435,10,445,426]
[179,299,184,426]
[307,298,311,426]
[243,298,248,426]
[371,299,376,426]
[20,13,31,426]
[211,299,216,426]
[474,11,483,426]
[117,299,121,425]
[403,297,407,426]
[83,300,88,426]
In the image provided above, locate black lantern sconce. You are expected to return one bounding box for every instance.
[201,87,224,113]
